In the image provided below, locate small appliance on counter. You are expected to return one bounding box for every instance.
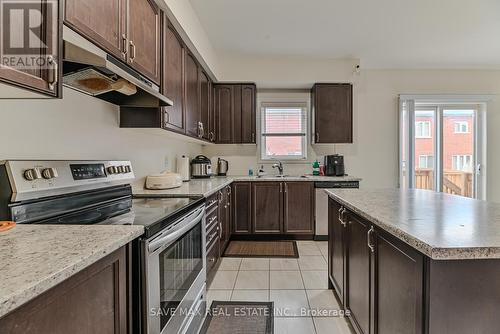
[191,155,212,178]
[176,154,190,181]
[325,154,345,176]
[217,158,229,176]
[145,171,182,190]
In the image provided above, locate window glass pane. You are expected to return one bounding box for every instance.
[264,108,303,134]
[443,110,475,198]
[264,136,303,157]
[414,110,435,190]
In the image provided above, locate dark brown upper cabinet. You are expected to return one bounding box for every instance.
[0,0,61,97]
[127,0,161,84]
[184,52,200,138]
[241,84,256,143]
[65,0,160,84]
[213,83,256,144]
[214,84,235,143]
[65,0,127,61]
[162,21,185,133]
[283,182,314,234]
[199,69,211,141]
[312,83,353,143]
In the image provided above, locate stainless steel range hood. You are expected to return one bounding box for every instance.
[62,26,172,107]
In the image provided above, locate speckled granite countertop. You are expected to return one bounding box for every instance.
[133,175,361,198]
[0,225,143,318]
[327,188,500,260]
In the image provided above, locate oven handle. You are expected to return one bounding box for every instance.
[148,207,204,253]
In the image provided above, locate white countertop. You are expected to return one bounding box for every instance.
[133,175,361,198]
[327,188,500,260]
[0,224,144,318]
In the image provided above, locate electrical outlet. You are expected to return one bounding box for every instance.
[164,156,169,169]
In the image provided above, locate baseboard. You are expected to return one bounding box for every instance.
[230,234,314,241]
[314,235,328,241]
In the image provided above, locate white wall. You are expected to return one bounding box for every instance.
[0,88,203,181]
[162,0,221,78]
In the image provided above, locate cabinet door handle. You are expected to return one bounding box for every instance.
[129,40,136,62]
[315,132,320,143]
[339,208,347,227]
[280,183,282,193]
[367,226,375,253]
[252,133,255,142]
[121,34,128,58]
[47,55,58,91]
[219,221,222,239]
[284,183,287,193]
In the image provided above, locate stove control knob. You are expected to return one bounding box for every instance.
[107,166,117,174]
[117,166,124,173]
[124,165,131,173]
[24,168,42,181]
[42,167,58,179]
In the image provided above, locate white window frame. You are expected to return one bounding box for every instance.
[415,121,431,138]
[399,95,489,200]
[419,155,434,169]
[452,155,473,171]
[454,121,469,134]
[260,102,308,161]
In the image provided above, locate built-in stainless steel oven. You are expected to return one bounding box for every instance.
[142,204,206,334]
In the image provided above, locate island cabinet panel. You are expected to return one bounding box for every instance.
[0,246,129,334]
[162,21,185,133]
[65,0,127,60]
[345,212,371,334]
[328,198,346,303]
[252,182,283,234]
[283,181,314,234]
[373,229,424,334]
[427,259,500,334]
[232,182,252,234]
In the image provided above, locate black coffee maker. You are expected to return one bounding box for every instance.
[325,154,345,176]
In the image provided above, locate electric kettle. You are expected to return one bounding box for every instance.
[217,158,229,176]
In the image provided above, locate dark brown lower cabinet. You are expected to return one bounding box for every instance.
[0,245,130,334]
[328,198,346,304]
[374,229,423,334]
[345,213,371,334]
[232,182,252,234]
[283,181,314,234]
[232,181,314,237]
[252,182,283,234]
[218,185,232,252]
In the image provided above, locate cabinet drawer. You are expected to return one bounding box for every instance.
[206,221,219,248]
[206,209,218,233]
[206,238,220,275]
[206,193,219,213]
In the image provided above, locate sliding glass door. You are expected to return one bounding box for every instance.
[400,100,485,199]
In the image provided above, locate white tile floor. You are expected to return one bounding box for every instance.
[207,241,353,334]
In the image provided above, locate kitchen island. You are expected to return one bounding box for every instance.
[326,188,500,334]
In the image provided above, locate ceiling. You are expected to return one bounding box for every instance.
[189,0,500,69]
